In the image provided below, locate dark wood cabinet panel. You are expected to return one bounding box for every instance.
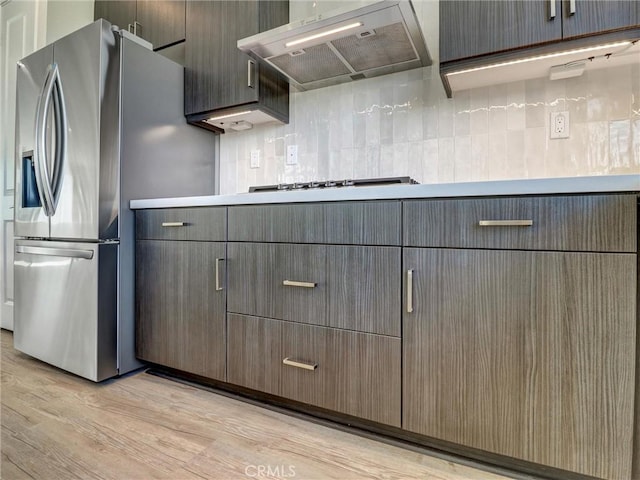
[562,0,638,39]
[229,203,325,243]
[439,0,562,63]
[95,0,185,50]
[184,0,289,127]
[136,207,226,241]
[185,0,259,114]
[439,0,639,71]
[228,242,401,336]
[228,201,401,245]
[326,246,401,336]
[281,321,401,427]
[136,240,226,380]
[136,0,185,50]
[403,194,637,252]
[402,248,636,479]
[323,201,401,246]
[227,243,327,325]
[94,0,137,31]
[227,314,281,395]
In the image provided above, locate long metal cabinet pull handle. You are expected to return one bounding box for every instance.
[549,0,556,19]
[283,357,317,371]
[16,245,94,259]
[247,60,255,88]
[569,0,576,15]
[215,258,224,291]
[283,280,317,288]
[478,220,533,227]
[407,269,413,313]
[128,23,134,33]
[161,222,186,227]
[133,21,141,36]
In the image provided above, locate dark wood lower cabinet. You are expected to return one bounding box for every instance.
[227,314,401,428]
[227,314,281,396]
[136,240,226,380]
[403,248,637,480]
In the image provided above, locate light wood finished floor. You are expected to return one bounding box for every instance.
[1,330,514,480]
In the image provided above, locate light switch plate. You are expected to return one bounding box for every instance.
[286,145,298,165]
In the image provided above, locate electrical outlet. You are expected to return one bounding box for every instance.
[250,150,260,168]
[286,145,298,165]
[550,111,570,139]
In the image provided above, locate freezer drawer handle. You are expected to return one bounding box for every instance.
[478,220,533,227]
[283,357,317,371]
[283,280,317,288]
[16,246,94,259]
[162,222,187,227]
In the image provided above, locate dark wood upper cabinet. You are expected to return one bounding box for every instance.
[440,0,639,63]
[94,0,137,33]
[94,0,185,51]
[439,1,562,63]
[562,0,638,38]
[135,0,185,50]
[184,0,289,132]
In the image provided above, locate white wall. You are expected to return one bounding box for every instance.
[219,0,640,194]
[46,0,94,45]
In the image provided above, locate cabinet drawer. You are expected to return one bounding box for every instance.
[227,243,327,325]
[136,207,226,241]
[227,314,281,396]
[226,314,401,427]
[403,194,637,252]
[280,321,401,427]
[228,201,401,245]
[227,243,401,336]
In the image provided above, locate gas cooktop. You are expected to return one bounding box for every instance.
[248,176,418,193]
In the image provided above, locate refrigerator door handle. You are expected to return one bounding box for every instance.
[35,63,65,217]
[16,245,94,260]
[33,67,52,215]
[50,64,67,213]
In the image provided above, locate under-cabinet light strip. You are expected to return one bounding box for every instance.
[207,110,253,122]
[446,41,633,76]
[284,22,363,48]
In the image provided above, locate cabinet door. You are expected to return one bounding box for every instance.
[439,0,562,63]
[185,0,259,115]
[94,0,136,31]
[136,0,185,50]
[562,0,638,39]
[136,240,226,380]
[403,248,636,480]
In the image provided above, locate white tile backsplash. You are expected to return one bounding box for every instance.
[219,1,640,194]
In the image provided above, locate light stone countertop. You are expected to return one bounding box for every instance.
[130,174,640,209]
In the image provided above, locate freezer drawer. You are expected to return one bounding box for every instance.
[14,239,118,381]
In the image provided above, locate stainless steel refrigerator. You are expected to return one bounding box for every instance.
[13,20,217,382]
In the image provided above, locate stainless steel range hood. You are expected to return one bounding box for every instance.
[237,0,431,91]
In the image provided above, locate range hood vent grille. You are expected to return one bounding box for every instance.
[238,0,432,91]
